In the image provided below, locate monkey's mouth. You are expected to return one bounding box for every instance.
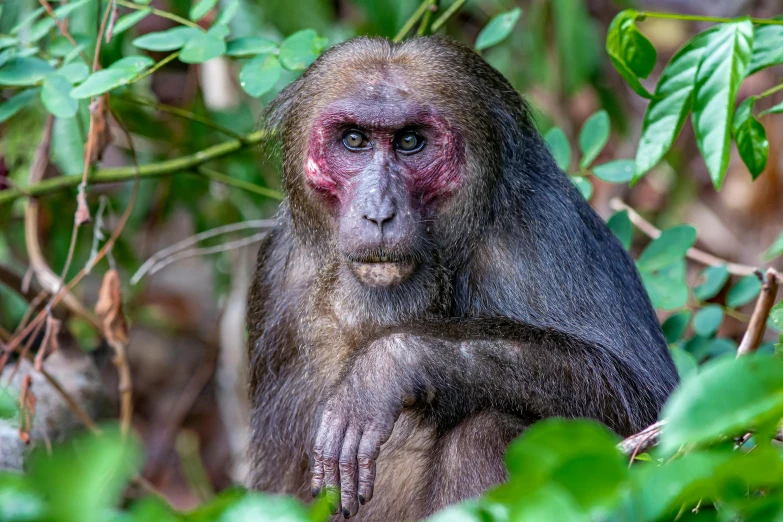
[346,252,418,287]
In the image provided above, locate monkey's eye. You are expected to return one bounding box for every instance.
[395,131,424,153]
[342,129,370,151]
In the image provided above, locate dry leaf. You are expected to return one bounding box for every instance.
[19,375,36,444]
[89,95,113,163]
[95,269,129,345]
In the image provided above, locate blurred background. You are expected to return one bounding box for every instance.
[1,0,782,509]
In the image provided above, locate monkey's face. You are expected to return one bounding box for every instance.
[303,82,465,288]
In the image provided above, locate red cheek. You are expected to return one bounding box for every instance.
[305,156,338,194]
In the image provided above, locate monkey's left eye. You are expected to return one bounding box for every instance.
[342,130,370,151]
[395,131,424,153]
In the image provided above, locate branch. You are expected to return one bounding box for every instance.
[737,269,780,357]
[609,199,780,279]
[0,130,267,206]
[115,0,203,30]
[393,0,436,42]
[431,0,467,33]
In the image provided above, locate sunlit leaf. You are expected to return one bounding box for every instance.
[732,96,768,178]
[641,260,689,311]
[633,28,716,182]
[226,37,278,57]
[592,159,634,183]
[726,274,762,308]
[762,230,783,261]
[748,22,783,75]
[605,10,655,98]
[691,19,754,189]
[216,0,240,25]
[239,54,282,97]
[606,210,632,250]
[662,310,692,344]
[70,56,153,98]
[279,29,327,71]
[578,110,610,169]
[0,56,55,86]
[694,265,730,301]
[544,127,570,171]
[692,305,724,337]
[0,88,39,122]
[41,73,78,118]
[474,8,522,51]
[132,26,200,52]
[637,225,697,272]
[179,25,228,64]
[660,355,783,455]
[759,99,783,117]
[570,176,592,200]
[190,0,219,22]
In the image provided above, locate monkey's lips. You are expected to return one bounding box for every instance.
[348,256,418,287]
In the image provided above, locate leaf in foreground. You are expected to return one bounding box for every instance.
[732,96,768,178]
[544,127,570,171]
[578,110,610,169]
[239,54,282,97]
[659,355,783,455]
[605,10,655,99]
[279,29,327,71]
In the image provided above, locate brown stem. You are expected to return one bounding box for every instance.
[737,269,780,357]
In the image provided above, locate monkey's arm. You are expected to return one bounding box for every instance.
[312,321,654,517]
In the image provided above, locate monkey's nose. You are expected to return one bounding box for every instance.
[363,210,396,231]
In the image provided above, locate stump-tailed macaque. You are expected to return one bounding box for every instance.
[247,36,677,521]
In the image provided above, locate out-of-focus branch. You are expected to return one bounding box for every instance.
[0,131,268,206]
[610,199,781,279]
[737,269,780,357]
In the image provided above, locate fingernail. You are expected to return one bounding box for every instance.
[312,487,319,498]
[358,495,365,505]
[343,508,351,519]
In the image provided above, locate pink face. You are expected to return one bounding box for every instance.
[303,98,465,212]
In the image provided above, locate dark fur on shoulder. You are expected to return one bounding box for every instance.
[247,36,677,521]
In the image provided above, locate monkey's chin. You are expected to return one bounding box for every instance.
[349,261,417,287]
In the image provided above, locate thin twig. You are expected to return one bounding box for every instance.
[430,0,467,32]
[610,199,780,279]
[638,10,783,26]
[737,269,780,357]
[115,0,202,30]
[196,166,283,200]
[393,0,435,42]
[38,0,91,64]
[130,219,274,285]
[129,51,180,85]
[0,131,268,205]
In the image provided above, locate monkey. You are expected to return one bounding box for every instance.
[246,36,678,521]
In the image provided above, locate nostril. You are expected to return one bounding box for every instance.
[363,212,396,228]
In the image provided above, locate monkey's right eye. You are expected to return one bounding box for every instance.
[342,130,370,151]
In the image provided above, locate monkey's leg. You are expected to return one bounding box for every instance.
[425,410,527,514]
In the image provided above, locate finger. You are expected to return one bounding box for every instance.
[339,427,362,518]
[357,423,390,505]
[311,422,328,496]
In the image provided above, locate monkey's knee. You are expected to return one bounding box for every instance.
[426,411,527,512]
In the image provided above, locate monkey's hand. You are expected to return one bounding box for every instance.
[311,335,416,518]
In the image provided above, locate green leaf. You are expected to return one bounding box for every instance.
[70,56,153,98]
[569,176,592,200]
[179,25,228,64]
[112,9,151,36]
[726,274,762,308]
[0,56,55,86]
[770,301,783,330]
[29,17,55,43]
[591,159,634,183]
[474,8,522,51]
[641,260,689,311]
[10,7,44,35]
[215,493,311,522]
[659,355,783,455]
[0,36,17,50]
[544,127,570,171]
[57,62,89,84]
[759,99,783,117]
[606,210,632,250]
[693,265,729,301]
[190,0,219,21]
[691,19,754,189]
[605,10,655,99]
[0,88,39,122]
[41,73,78,118]
[670,346,698,380]
[500,419,625,517]
[132,26,200,52]
[216,0,240,25]
[762,230,783,261]
[239,54,282,98]
[578,110,609,169]
[732,96,768,178]
[279,29,327,71]
[0,386,16,419]
[226,37,278,57]
[637,225,697,272]
[633,28,716,182]
[748,23,783,75]
[662,310,692,344]
[692,305,724,337]
[29,427,141,522]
